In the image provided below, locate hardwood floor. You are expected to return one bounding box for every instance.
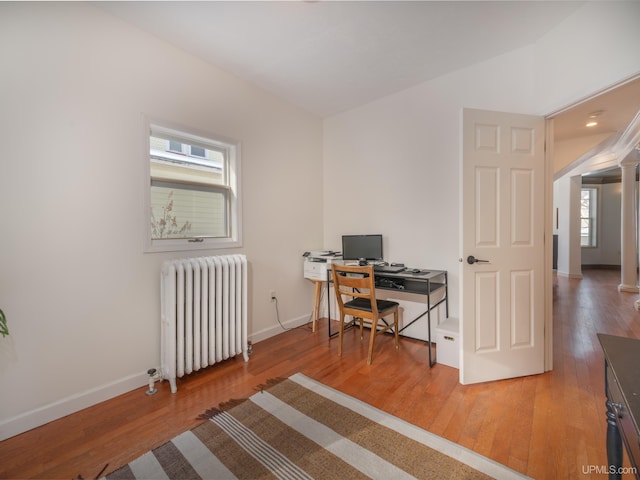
[1,268,639,479]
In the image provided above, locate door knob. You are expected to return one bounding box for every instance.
[466,255,489,265]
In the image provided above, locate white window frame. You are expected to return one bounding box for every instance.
[580,186,598,248]
[144,118,242,253]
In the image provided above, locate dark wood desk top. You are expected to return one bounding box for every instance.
[598,334,640,435]
[374,268,447,281]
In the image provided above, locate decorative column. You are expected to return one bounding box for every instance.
[619,161,638,293]
[632,148,640,310]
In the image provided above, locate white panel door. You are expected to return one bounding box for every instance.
[460,108,545,384]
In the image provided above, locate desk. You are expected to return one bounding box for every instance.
[304,254,341,333]
[327,264,448,367]
[598,334,640,479]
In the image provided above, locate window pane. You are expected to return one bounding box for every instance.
[150,184,228,239]
[150,160,224,186]
[580,217,590,246]
[190,145,206,158]
[580,187,597,247]
[150,135,225,185]
[168,140,183,153]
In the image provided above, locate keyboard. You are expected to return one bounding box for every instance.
[373,265,406,274]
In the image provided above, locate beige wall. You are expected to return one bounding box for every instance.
[0,3,323,439]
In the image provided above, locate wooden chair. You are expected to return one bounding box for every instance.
[331,263,400,364]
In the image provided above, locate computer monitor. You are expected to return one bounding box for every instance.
[341,234,383,263]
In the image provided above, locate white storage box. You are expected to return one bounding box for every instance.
[435,318,459,368]
[304,260,329,281]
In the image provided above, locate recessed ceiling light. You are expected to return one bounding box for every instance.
[585,110,604,128]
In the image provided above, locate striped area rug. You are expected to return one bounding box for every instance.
[105,373,529,480]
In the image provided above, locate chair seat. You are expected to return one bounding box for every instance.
[345,297,399,313]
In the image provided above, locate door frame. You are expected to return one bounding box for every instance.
[544,118,554,372]
[542,73,640,372]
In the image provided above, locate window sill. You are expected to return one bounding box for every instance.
[145,237,242,253]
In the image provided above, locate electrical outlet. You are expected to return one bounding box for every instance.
[270,290,276,301]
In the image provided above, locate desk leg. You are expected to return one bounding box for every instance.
[311,280,323,333]
[428,312,435,367]
[427,279,435,367]
[606,399,623,480]
[444,272,449,318]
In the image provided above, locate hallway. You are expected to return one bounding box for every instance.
[550,268,640,478]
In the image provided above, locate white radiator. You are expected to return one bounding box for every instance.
[161,254,249,393]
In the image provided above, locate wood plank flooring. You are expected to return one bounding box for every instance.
[1,268,639,479]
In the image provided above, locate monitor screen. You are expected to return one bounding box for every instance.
[342,234,383,261]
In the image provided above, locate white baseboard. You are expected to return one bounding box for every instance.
[0,371,148,441]
[556,270,583,279]
[249,313,311,344]
[618,283,639,293]
[1,314,312,441]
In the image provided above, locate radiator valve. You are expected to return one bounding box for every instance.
[146,368,162,396]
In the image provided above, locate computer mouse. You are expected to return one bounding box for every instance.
[411,268,421,273]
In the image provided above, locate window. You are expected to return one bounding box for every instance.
[145,122,241,252]
[167,140,208,159]
[580,187,597,247]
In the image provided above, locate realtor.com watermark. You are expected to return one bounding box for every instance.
[582,464,638,476]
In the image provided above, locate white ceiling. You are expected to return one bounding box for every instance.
[553,76,640,179]
[98,1,640,143]
[551,77,640,142]
[98,1,584,117]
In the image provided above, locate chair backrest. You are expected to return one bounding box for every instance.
[331,263,378,314]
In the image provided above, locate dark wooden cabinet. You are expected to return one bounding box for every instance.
[598,334,640,479]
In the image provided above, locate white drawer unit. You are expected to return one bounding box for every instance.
[434,317,459,369]
[303,252,341,281]
[304,259,329,281]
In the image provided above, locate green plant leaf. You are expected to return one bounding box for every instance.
[0,308,9,337]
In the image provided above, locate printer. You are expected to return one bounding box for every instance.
[303,251,341,281]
